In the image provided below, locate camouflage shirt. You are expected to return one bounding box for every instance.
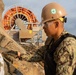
[21,31,76,75]
[54,31,76,75]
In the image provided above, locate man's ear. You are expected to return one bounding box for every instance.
[54,21,59,28]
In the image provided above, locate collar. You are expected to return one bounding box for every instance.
[52,30,68,43]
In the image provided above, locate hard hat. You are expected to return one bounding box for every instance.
[41,2,67,23]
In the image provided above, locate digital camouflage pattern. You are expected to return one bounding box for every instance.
[21,30,76,75]
[54,31,76,75]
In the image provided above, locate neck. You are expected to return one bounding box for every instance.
[53,29,64,41]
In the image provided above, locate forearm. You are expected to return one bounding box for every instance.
[20,53,43,62]
[21,46,46,62]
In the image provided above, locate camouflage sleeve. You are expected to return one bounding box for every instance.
[21,46,46,62]
[20,37,51,62]
[55,37,76,75]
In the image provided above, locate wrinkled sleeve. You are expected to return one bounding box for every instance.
[21,37,51,62]
[21,46,46,62]
[55,38,76,75]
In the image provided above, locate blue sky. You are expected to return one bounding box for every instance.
[3,0,76,35]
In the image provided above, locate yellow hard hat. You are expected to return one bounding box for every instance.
[41,2,67,23]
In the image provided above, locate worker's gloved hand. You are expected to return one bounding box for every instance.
[4,50,18,57]
[2,50,20,63]
[2,50,30,61]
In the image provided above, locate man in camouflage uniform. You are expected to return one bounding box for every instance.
[4,2,76,75]
[19,2,76,75]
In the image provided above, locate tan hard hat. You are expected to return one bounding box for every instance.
[41,2,67,23]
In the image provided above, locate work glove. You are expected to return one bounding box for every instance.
[2,50,18,63]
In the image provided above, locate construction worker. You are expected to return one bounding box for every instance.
[20,2,76,75]
[40,2,76,75]
[4,2,76,75]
